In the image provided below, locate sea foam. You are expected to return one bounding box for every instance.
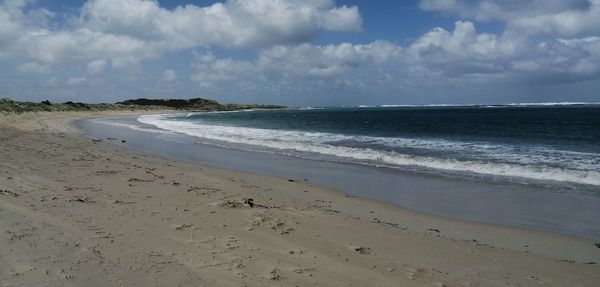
[137,114,600,187]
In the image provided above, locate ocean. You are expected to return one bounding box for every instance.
[79,104,600,238]
[137,104,600,189]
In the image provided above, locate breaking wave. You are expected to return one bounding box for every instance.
[138,114,600,187]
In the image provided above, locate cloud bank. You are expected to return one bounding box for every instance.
[191,20,600,102]
[419,0,600,36]
[0,0,599,104]
[1,0,361,68]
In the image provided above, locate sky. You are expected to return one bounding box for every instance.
[1,0,600,106]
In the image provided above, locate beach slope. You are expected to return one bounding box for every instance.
[1,112,599,286]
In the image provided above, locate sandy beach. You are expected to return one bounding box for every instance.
[1,111,599,286]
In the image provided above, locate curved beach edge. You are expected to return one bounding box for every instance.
[1,111,598,286]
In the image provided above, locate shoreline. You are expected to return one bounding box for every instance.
[80,114,600,240]
[1,111,599,286]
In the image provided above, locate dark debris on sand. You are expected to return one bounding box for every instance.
[0,189,19,197]
[67,196,95,203]
[352,246,371,255]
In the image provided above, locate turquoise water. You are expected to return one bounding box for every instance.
[138,105,600,187]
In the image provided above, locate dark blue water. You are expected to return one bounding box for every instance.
[183,106,600,150]
[137,105,600,187]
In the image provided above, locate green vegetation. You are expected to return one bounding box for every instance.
[0,98,286,114]
[0,98,162,114]
[117,98,286,111]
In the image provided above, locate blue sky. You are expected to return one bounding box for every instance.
[1,0,599,106]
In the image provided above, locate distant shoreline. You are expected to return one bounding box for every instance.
[0,97,286,114]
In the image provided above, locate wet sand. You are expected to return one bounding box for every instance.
[1,111,599,286]
[80,115,600,240]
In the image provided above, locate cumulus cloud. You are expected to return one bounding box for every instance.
[14,24,154,68]
[0,0,57,54]
[419,0,590,21]
[191,20,600,99]
[188,41,404,104]
[0,1,24,54]
[0,0,599,104]
[526,36,600,82]
[1,0,362,66]
[413,1,600,84]
[79,0,362,49]
[419,0,600,37]
[405,21,522,74]
[78,0,361,49]
[509,1,600,36]
[411,22,600,83]
[17,61,51,73]
[191,41,400,88]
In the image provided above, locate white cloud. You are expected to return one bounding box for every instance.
[407,21,519,59]
[522,36,600,82]
[0,1,22,54]
[17,29,153,66]
[190,21,600,99]
[67,77,86,85]
[509,1,600,36]
[261,41,400,79]
[189,41,403,101]
[404,21,524,77]
[320,5,362,32]
[191,40,401,88]
[163,69,177,82]
[0,0,58,55]
[404,21,600,82]
[17,61,51,73]
[87,59,107,74]
[418,0,590,21]
[1,0,362,67]
[78,0,362,49]
[419,0,600,37]
[0,0,599,104]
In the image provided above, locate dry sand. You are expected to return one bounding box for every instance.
[0,111,599,286]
